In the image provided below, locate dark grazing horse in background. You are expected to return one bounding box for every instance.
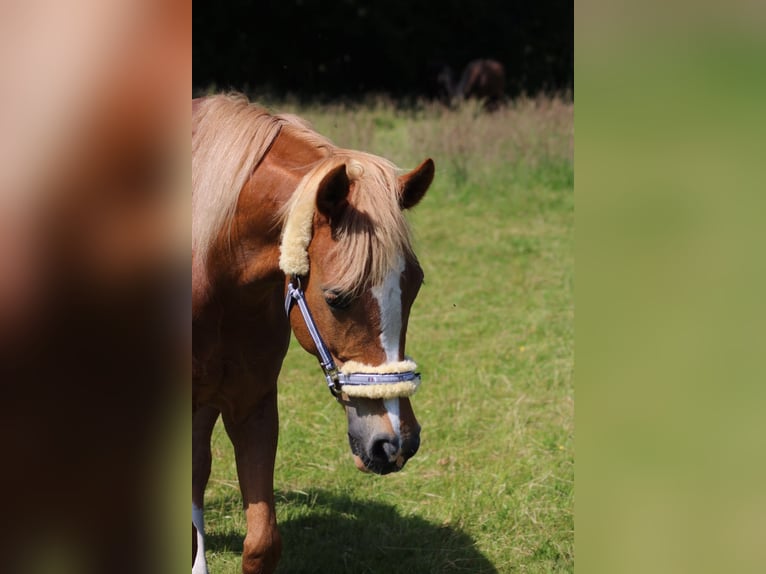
[437,58,506,110]
[192,94,434,574]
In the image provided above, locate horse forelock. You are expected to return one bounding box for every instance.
[279,151,415,295]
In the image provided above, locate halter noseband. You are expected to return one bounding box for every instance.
[284,275,421,398]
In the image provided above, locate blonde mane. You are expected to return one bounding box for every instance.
[193,93,415,294]
[192,93,331,271]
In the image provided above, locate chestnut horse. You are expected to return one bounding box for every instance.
[192,94,434,574]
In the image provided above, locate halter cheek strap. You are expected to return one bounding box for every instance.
[284,277,341,391]
[284,275,421,399]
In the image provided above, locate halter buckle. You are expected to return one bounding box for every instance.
[325,366,343,396]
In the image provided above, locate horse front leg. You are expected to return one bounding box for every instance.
[223,389,281,574]
[192,404,220,574]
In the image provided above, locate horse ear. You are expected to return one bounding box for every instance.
[399,158,434,209]
[316,163,350,220]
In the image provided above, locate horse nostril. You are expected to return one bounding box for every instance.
[403,434,420,459]
[370,434,400,463]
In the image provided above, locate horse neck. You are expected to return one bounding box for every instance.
[224,130,327,290]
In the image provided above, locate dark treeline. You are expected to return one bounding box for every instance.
[193,0,572,100]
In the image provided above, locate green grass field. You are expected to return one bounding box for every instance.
[203,97,573,573]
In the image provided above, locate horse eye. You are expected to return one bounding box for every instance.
[324,290,353,310]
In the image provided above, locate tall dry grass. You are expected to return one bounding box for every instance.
[274,96,573,183]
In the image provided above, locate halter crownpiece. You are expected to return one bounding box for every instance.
[284,276,421,399]
[278,159,365,278]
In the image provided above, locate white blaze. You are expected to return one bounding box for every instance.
[384,397,401,440]
[371,255,406,439]
[192,502,208,574]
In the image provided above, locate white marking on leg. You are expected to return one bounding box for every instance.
[192,502,208,574]
[372,255,406,440]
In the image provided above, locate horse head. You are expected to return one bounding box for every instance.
[281,156,434,475]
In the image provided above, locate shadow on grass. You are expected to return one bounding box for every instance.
[207,489,498,573]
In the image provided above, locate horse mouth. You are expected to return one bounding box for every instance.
[353,453,404,475]
[353,455,372,473]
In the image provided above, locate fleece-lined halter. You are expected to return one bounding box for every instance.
[284,277,421,398]
[279,161,421,399]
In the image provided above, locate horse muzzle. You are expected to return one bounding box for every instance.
[346,396,421,475]
[349,430,421,475]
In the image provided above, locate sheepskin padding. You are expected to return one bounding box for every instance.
[339,359,421,399]
[278,173,317,275]
[342,379,421,399]
[339,359,417,375]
